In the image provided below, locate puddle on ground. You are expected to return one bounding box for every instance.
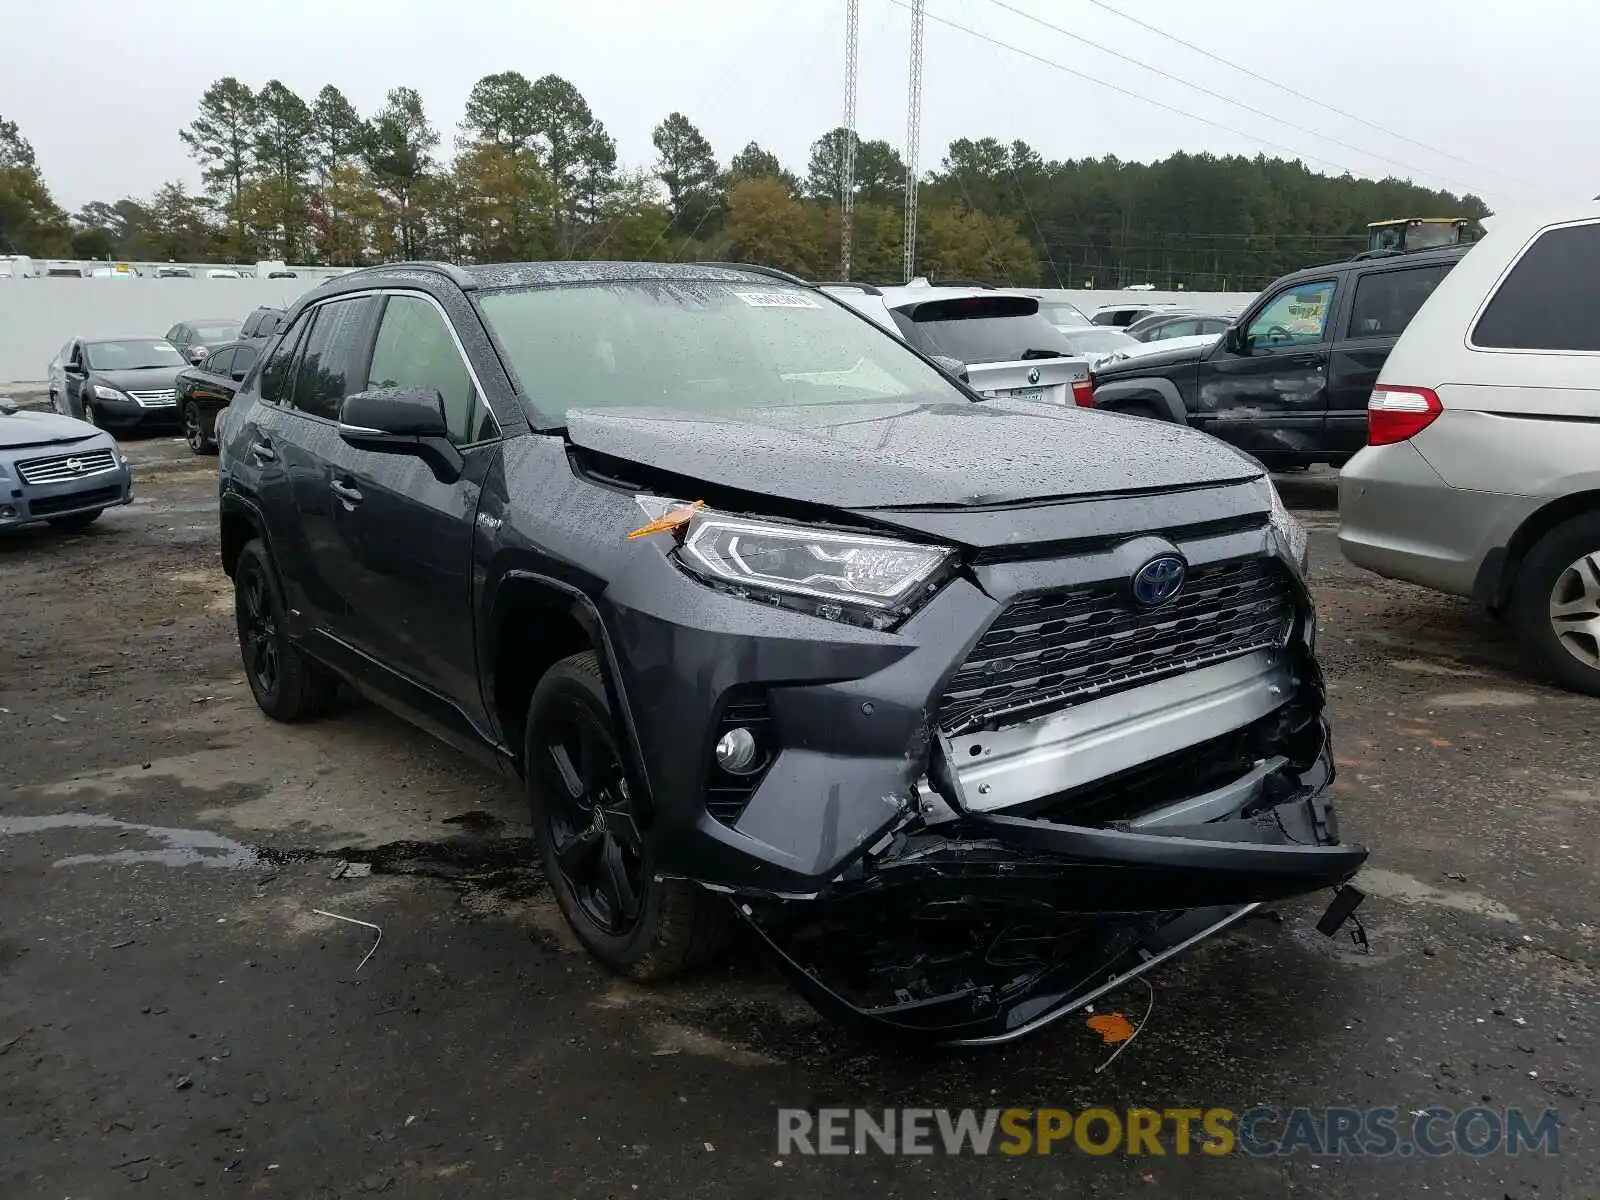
[0,812,262,870]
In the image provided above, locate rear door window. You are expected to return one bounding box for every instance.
[287,298,375,421]
[1472,222,1600,351]
[1346,263,1453,339]
[257,317,310,405]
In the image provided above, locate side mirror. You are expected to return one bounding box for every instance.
[187,349,207,364]
[338,387,462,483]
[1222,325,1246,354]
[64,362,84,375]
[231,367,249,382]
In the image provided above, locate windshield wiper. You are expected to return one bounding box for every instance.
[1018,348,1067,360]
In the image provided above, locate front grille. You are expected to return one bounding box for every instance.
[128,389,178,407]
[937,556,1296,734]
[29,485,121,516]
[15,447,118,485]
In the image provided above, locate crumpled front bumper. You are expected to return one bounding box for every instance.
[740,726,1364,1045]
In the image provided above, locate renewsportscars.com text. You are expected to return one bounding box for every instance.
[777,1106,1562,1158]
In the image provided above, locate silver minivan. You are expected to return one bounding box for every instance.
[1339,204,1600,695]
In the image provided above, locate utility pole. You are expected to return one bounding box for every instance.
[840,0,860,280]
[902,0,925,282]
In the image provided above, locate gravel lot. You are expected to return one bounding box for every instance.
[2,439,1595,1198]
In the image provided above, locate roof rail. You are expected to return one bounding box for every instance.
[927,278,992,288]
[813,280,885,295]
[695,261,813,286]
[322,261,479,290]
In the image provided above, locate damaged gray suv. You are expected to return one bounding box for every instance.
[219,261,1367,1045]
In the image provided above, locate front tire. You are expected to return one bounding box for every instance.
[525,651,731,979]
[234,539,340,721]
[1511,513,1600,696]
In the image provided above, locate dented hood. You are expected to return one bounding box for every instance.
[564,400,1261,509]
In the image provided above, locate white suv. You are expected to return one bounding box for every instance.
[1338,204,1600,694]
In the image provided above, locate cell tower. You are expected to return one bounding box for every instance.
[903,0,925,282]
[840,0,860,280]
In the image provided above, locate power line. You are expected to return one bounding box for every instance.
[881,0,1387,182]
[1078,0,1534,192]
[982,0,1483,196]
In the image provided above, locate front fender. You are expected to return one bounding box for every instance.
[1092,375,1188,423]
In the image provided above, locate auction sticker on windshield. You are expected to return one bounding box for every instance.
[734,291,821,309]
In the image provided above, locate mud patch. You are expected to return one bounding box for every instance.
[1429,688,1538,709]
[0,811,261,870]
[1357,867,1521,922]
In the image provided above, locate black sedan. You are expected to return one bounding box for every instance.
[165,318,244,365]
[48,337,189,431]
[174,340,258,454]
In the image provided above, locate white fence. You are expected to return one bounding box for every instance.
[0,277,1257,389]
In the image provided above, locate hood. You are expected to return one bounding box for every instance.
[0,407,102,449]
[1094,339,1214,377]
[564,400,1261,509]
[95,367,184,390]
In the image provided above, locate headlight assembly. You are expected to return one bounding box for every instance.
[637,498,952,629]
[92,384,127,401]
[1265,479,1309,574]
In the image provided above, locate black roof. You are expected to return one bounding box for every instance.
[1281,243,1472,282]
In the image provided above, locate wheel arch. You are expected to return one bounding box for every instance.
[484,571,652,805]
[1092,376,1187,423]
[1475,489,1600,614]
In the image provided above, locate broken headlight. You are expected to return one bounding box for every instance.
[655,503,952,629]
[1264,479,1309,575]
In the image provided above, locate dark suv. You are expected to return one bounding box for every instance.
[217,261,1366,1044]
[1092,246,1468,467]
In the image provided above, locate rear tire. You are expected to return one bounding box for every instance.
[525,651,732,980]
[1510,513,1600,696]
[182,401,216,455]
[234,539,340,721]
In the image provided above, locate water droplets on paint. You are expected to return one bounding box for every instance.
[0,812,262,870]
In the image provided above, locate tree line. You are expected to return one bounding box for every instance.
[1,75,1490,289]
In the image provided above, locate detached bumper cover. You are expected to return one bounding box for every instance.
[742,734,1364,1044]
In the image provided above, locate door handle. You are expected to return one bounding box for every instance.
[330,478,363,506]
[248,438,277,463]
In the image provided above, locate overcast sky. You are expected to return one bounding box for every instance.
[4,0,1591,214]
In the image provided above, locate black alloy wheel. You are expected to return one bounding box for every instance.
[535,693,647,936]
[236,555,281,701]
[182,401,207,454]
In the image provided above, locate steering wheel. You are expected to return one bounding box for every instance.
[1265,324,1294,342]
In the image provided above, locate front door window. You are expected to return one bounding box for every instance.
[1245,280,1336,348]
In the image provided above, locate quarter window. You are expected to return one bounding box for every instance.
[288,298,374,421]
[258,317,309,405]
[1346,263,1453,339]
[366,294,495,445]
[1245,280,1337,346]
[1473,222,1600,352]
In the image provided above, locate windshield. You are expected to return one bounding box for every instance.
[84,340,186,370]
[1039,301,1091,328]
[476,281,964,425]
[192,322,241,342]
[1060,328,1139,354]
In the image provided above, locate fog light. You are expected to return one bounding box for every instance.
[0,506,14,518]
[714,727,760,774]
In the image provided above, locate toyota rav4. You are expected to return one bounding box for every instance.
[217,261,1366,1044]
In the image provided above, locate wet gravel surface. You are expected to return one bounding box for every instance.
[1,445,1596,1198]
